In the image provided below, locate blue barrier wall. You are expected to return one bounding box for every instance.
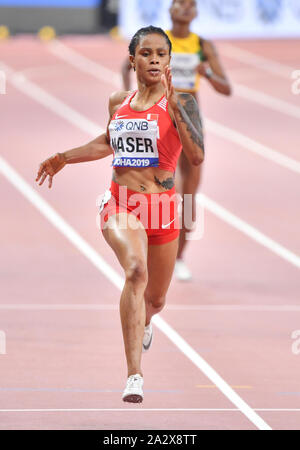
[0,1,100,6]
[0,0,108,33]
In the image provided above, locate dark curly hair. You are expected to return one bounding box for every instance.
[129,26,172,57]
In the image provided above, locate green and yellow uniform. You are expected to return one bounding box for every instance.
[165,30,205,93]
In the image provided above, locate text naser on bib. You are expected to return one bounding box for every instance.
[110,118,160,167]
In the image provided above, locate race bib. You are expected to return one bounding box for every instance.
[110,118,159,168]
[170,53,199,90]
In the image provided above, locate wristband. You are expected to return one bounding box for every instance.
[205,67,213,79]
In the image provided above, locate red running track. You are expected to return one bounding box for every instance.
[0,36,300,430]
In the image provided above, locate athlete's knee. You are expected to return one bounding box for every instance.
[145,293,166,311]
[125,256,148,285]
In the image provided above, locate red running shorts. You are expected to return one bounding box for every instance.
[99,180,180,245]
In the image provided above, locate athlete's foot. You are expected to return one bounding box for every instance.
[142,322,153,353]
[174,259,192,281]
[122,374,144,403]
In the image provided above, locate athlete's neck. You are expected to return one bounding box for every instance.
[170,22,191,39]
[134,83,165,106]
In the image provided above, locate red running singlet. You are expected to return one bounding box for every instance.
[108,91,182,172]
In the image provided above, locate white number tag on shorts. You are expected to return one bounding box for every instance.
[109,118,159,167]
[99,189,112,213]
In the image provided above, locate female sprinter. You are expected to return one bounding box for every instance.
[36,26,204,403]
[122,0,231,281]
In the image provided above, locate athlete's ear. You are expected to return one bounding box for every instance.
[129,55,136,72]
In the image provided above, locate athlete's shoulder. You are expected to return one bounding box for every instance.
[190,31,200,39]
[201,38,218,57]
[195,35,213,61]
[177,92,197,106]
[109,90,132,116]
[165,30,173,44]
[109,90,130,107]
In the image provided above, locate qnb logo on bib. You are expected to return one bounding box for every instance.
[114,121,125,132]
[110,118,159,168]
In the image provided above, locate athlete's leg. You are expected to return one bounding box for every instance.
[102,213,148,378]
[176,150,203,259]
[144,238,179,326]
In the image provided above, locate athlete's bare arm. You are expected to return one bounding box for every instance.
[175,93,204,165]
[63,91,129,168]
[163,67,204,166]
[108,90,131,119]
[36,132,113,189]
[198,39,232,96]
[64,90,130,169]
[107,90,131,140]
[178,92,204,145]
[62,133,113,164]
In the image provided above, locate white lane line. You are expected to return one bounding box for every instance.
[204,119,300,175]
[18,64,64,79]
[227,66,258,80]
[1,304,300,311]
[53,38,299,125]
[49,40,122,87]
[198,194,300,269]
[0,408,298,413]
[0,409,239,412]
[1,65,272,431]
[221,44,294,79]
[162,305,300,311]
[234,83,300,120]
[0,158,271,431]
[0,304,119,310]
[0,157,121,290]
[48,40,300,175]
[0,62,102,137]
